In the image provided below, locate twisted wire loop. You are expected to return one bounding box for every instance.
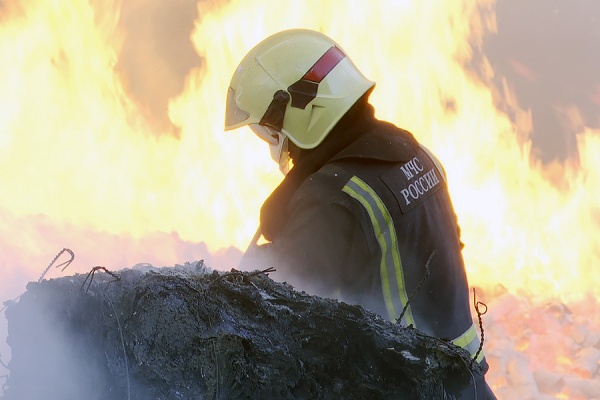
[1,249,76,313]
[0,374,7,394]
[80,266,121,294]
[470,288,488,369]
[210,266,276,287]
[0,352,7,393]
[204,266,275,398]
[397,250,435,325]
[38,248,75,283]
[78,265,129,399]
[0,352,7,370]
[104,291,130,400]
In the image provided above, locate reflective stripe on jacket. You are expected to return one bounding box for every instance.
[336,144,482,361]
[242,119,484,363]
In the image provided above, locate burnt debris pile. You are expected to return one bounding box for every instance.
[3,262,481,399]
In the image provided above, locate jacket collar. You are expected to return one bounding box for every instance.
[259,102,417,241]
[332,120,418,163]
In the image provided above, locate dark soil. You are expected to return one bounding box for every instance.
[2,262,481,399]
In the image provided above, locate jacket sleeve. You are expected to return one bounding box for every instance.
[240,173,372,300]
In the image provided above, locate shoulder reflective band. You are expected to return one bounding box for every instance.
[288,46,346,109]
[342,175,415,327]
[452,323,485,363]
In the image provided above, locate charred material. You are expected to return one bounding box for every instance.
[2,262,481,399]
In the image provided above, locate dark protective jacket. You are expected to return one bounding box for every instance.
[241,102,495,399]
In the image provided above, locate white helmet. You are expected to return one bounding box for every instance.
[224,29,375,172]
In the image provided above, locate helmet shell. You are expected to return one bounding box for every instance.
[225,29,375,149]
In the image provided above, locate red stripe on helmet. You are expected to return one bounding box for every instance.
[302,46,346,83]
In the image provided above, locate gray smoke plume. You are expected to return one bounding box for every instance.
[483,0,600,163]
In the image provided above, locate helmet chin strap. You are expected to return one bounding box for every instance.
[249,124,292,175]
[255,90,293,175]
[264,128,291,175]
[272,134,291,175]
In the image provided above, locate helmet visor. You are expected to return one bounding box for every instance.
[224,87,250,129]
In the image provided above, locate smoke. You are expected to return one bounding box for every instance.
[115,0,202,136]
[1,0,599,396]
[0,0,241,367]
[2,289,110,399]
[482,0,600,163]
[0,214,242,397]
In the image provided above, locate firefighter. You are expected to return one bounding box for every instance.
[225,29,496,399]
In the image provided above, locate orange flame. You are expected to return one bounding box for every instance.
[2,0,600,397]
[1,0,598,298]
[189,0,600,303]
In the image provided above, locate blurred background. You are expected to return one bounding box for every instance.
[1,0,599,397]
